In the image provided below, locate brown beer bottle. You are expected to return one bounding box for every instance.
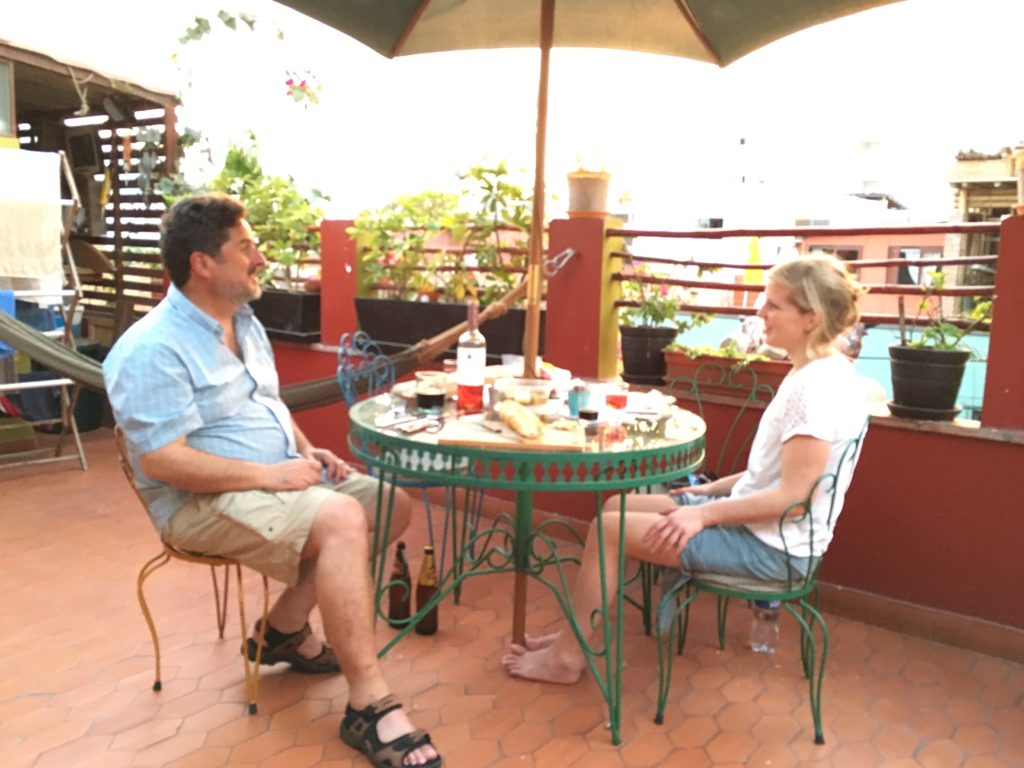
[386,541,411,626]
[414,545,439,635]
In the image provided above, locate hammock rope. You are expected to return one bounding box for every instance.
[0,277,528,413]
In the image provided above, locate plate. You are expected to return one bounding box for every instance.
[886,401,962,421]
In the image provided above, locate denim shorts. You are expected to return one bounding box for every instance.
[657,492,814,633]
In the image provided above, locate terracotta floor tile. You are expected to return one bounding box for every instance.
[228,728,297,764]
[619,731,675,766]
[2,430,1022,768]
[951,723,1001,755]
[132,732,208,766]
[705,730,757,764]
[256,744,323,768]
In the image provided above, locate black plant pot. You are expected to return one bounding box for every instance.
[620,325,678,385]
[355,297,544,360]
[888,344,970,420]
[250,289,321,343]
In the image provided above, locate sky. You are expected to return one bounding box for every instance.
[5,0,1023,226]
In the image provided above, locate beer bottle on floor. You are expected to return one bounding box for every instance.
[414,545,439,635]
[387,541,411,626]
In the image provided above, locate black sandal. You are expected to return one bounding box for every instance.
[244,620,341,675]
[339,694,443,768]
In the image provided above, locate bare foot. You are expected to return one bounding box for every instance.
[502,644,584,685]
[373,708,439,766]
[523,631,561,650]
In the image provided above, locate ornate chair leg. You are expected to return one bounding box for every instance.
[716,596,731,650]
[235,565,268,715]
[790,599,830,745]
[137,550,172,692]
[210,564,231,638]
[656,590,697,725]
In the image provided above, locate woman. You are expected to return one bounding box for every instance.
[503,255,869,685]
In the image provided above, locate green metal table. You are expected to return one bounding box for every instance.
[348,398,706,744]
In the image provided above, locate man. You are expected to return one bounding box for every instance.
[105,193,440,767]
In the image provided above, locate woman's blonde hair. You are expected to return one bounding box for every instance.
[768,255,866,357]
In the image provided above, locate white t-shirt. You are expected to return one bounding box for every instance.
[731,353,868,558]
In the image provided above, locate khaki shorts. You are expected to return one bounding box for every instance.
[162,472,381,587]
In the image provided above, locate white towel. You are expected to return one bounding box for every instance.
[0,150,63,281]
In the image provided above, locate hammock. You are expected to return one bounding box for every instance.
[0,278,528,413]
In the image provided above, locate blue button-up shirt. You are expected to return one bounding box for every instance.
[103,285,297,531]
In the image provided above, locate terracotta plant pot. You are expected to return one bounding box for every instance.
[567,170,610,219]
[663,350,791,399]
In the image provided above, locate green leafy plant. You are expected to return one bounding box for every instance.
[157,132,325,292]
[901,270,993,351]
[664,341,770,363]
[618,261,710,333]
[348,162,531,306]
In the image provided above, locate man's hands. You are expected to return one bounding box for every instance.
[642,504,705,558]
[302,447,352,484]
[265,448,352,491]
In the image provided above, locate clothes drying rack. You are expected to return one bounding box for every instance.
[0,150,87,471]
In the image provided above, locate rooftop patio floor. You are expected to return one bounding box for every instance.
[1,429,1022,768]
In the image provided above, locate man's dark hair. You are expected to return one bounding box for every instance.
[160,193,247,288]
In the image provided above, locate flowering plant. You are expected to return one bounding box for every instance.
[285,70,321,105]
[618,261,709,333]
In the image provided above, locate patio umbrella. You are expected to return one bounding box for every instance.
[276,0,902,376]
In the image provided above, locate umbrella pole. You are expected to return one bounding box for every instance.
[523,0,555,379]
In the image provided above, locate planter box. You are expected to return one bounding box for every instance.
[355,297,543,360]
[663,351,791,399]
[250,289,321,343]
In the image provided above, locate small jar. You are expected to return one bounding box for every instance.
[579,407,600,446]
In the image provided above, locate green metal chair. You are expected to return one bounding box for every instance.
[626,359,777,636]
[653,420,869,744]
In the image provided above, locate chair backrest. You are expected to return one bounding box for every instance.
[113,425,139,491]
[336,331,396,406]
[777,417,869,589]
[667,358,777,480]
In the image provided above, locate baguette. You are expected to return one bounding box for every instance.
[496,400,544,439]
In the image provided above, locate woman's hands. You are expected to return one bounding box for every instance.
[642,504,705,557]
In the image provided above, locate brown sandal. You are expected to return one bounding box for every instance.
[245,620,341,675]
[339,694,443,768]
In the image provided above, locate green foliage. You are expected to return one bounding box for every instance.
[664,341,770,363]
[348,162,531,305]
[157,132,325,292]
[903,270,993,352]
[618,260,710,334]
[179,11,260,45]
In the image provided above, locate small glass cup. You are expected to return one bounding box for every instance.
[605,382,629,411]
[567,384,590,417]
[415,371,447,413]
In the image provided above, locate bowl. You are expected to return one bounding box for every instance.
[492,377,555,407]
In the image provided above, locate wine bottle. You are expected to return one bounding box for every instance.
[456,300,486,414]
[386,541,411,626]
[414,545,439,636]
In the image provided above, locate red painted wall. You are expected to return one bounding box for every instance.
[824,422,1024,629]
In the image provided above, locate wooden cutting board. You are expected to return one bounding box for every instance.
[436,419,585,452]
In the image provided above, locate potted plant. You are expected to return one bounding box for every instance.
[349,163,541,357]
[889,270,993,420]
[618,263,710,384]
[663,340,792,399]
[158,133,326,341]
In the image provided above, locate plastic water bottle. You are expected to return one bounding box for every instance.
[749,600,781,654]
